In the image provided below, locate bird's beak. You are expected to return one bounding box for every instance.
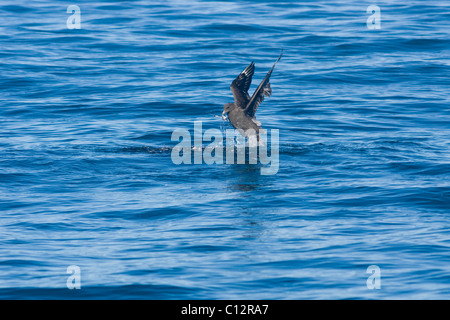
[221,111,227,121]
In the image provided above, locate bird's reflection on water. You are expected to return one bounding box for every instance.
[225,163,274,242]
[227,163,263,193]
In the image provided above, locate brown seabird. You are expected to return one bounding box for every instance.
[222,50,283,142]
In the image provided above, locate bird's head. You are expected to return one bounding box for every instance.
[222,103,234,120]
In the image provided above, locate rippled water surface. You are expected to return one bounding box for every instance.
[1,0,450,299]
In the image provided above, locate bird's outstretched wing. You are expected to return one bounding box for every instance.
[230,61,255,109]
[244,50,282,118]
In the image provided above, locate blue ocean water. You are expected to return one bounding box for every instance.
[1,0,450,299]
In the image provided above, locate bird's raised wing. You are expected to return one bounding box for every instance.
[244,51,282,118]
[230,61,255,109]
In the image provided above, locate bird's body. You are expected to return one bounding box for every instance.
[227,103,261,133]
[222,51,282,142]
